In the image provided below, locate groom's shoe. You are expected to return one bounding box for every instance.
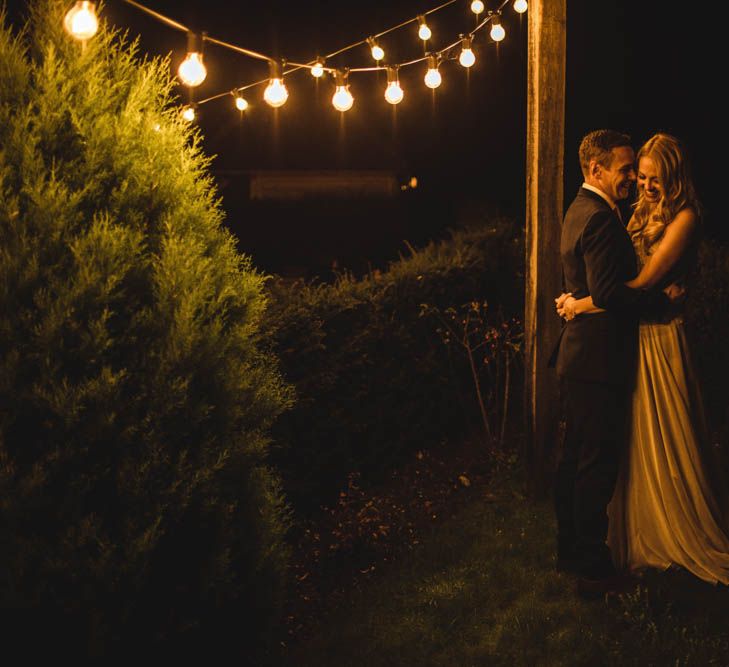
[576,572,640,600]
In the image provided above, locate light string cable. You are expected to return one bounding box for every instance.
[120,0,517,106]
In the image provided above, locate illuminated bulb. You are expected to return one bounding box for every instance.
[311,60,325,78]
[235,95,249,111]
[418,16,431,41]
[459,36,476,67]
[181,106,196,122]
[331,69,354,112]
[384,67,403,105]
[368,37,385,62]
[64,1,98,41]
[264,78,288,107]
[424,55,441,89]
[264,60,289,108]
[332,87,354,112]
[178,52,207,87]
[514,0,528,13]
[471,0,485,14]
[490,17,506,42]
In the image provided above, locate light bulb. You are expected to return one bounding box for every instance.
[235,95,249,111]
[459,37,476,68]
[385,82,404,105]
[332,86,354,112]
[490,22,506,42]
[424,68,441,89]
[311,61,325,78]
[181,106,196,122]
[64,1,98,41]
[418,17,431,41]
[471,0,485,14]
[264,78,288,108]
[424,55,441,89]
[514,0,528,13]
[371,44,384,61]
[178,52,207,87]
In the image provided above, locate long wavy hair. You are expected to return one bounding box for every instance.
[627,133,701,255]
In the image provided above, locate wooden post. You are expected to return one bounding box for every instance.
[524,0,566,495]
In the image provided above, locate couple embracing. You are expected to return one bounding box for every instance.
[551,129,729,598]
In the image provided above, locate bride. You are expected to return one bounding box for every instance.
[557,133,729,585]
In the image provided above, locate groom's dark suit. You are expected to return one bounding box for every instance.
[552,187,667,579]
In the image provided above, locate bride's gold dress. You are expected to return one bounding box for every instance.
[607,225,729,585]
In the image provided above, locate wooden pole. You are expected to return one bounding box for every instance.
[524,0,566,495]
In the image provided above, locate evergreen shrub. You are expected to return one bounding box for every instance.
[0,1,292,658]
[265,221,524,515]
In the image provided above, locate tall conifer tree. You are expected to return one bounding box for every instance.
[0,0,293,657]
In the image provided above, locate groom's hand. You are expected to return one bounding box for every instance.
[555,292,572,311]
[663,283,686,304]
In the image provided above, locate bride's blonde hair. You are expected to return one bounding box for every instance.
[628,133,701,254]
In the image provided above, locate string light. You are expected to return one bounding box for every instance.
[114,0,520,116]
[331,69,354,112]
[263,60,289,108]
[367,37,385,62]
[311,58,325,78]
[384,66,404,105]
[424,54,442,89]
[418,16,432,41]
[64,1,98,41]
[233,91,249,111]
[490,14,506,42]
[459,35,475,67]
[181,105,196,122]
[178,32,207,87]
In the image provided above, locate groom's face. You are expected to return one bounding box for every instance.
[597,146,636,202]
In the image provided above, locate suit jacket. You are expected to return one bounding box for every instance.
[551,187,667,386]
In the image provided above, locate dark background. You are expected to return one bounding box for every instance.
[4,0,722,276]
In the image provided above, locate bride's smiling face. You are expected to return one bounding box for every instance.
[637,156,663,204]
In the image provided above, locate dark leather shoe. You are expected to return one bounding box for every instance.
[577,572,639,600]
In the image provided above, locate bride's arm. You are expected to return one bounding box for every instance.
[625,209,698,288]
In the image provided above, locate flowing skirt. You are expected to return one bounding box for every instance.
[607,318,729,585]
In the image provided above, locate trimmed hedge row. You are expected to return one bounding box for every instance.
[264,221,524,514]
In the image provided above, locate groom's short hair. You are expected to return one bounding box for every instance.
[579,129,632,176]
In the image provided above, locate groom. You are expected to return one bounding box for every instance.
[550,129,671,598]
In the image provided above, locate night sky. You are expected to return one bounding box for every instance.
[3,1,723,273]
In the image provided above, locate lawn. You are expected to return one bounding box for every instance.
[280,459,729,666]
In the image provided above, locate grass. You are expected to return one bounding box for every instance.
[280,465,729,666]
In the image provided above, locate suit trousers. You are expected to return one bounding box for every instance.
[554,377,630,579]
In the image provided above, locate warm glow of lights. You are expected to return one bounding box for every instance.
[424,55,441,89]
[459,37,476,67]
[471,0,485,14]
[385,81,404,104]
[64,1,98,41]
[332,86,354,112]
[235,95,249,111]
[332,70,354,111]
[371,44,384,61]
[264,78,288,107]
[409,176,418,188]
[418,17,431,41]
[490,20,506,42]
[311,60,325,78]
[181,106,195,122]
[424,67,441,89]
[178,52,207,87]
[514,0,528,13]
